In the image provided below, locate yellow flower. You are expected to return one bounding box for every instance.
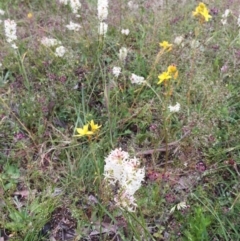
[74,120,101,138]
[157,71,171,85]
[27,12,33,19]
[159,41,173,51]
[157,65,179,85]
[74,124,93,137]
[193,2,212,22]
[89,120,101,132]
[167,65,178,79]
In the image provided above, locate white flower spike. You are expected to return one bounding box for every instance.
[41,37,61,47]
[104,148,145,212]
[98,22,108,36]
[98,0,108,21]
[55,46,66,57]
[66,21,81,31]
[4,19,17,43]
[121,29,130,35]
[130,73,146,85]
[112,67,121,77]
[118,47,128,62]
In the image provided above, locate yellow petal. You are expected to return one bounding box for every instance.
[89,120,101,132]
[159,41,172,50]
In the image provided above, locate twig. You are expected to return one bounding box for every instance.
[136,130,191,156]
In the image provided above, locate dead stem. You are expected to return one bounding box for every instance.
[135,130,191,156]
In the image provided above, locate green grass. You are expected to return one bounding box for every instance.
[1,0,240,240]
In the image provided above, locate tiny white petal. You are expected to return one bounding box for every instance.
[112,66,121,77]
[127,1,138,10]
[11,43,18,49]
[121,29,130,35]
[190,40,199,49]
[170,205,176,214]
[177,201,187,210]
[221,18,227,25]
[130,73,146,85]
[222,9,231,18]
[69,0,81,14]
[168,102,180,112]
[59,0,68,4]
[41,37,61,47]
[66,21,81,31]
[174,36,184,45]
[55,46,66,57]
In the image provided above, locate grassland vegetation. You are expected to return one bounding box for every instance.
[0,0,240,240]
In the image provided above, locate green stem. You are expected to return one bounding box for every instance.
[127,211,156,241]
[146,83,162,103]
[163,84,171,172]
[17,50,30,92]
[81,83,86,123]
[91,144,102,192]
[230,192,240,210]
[164,119,169,172]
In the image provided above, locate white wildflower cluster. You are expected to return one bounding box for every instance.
[130,73,146,85]
[237,14,240,27]
[98,22,108,36]
[127,1,138,10]
[41,37,61,47]
[168,102,180,112]
[0,9,4,24]
[121,29,130,35]
[4,19,18,49]
[41,37,66,58]
[66,21,81,31]
[69,0,81,14]
[190,39,200,49]
[55,46,66,57]
[98,0,108,36]
[112,66,121,77]
[174,35,184,46]
[59,0,68,4]
[118,47,128,62]
[98,0,108,21]
[221,9,231,25]
[59,0,81,15]
[104,148,145,212]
